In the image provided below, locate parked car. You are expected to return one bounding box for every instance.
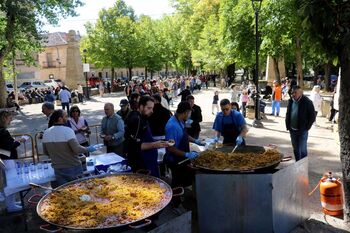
[54,79,63,87]
[131,76,144,83]
[44,79,59,88]
[6,83,14,93]
[19,80,48,90]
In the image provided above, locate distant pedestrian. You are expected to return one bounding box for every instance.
[212,91,219,115]
[107,81,111,94]
[230,84,239,103]
[44,90,55,103]
[178,86,191,102]
[309,85,322,125]
[271,80,282,116]
[77,84,84,102]
[59,87,71,112]
[285,86,316,161]
[240,90,249,117]
[99,81,104,97]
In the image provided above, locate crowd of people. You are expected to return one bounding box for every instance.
[5,84,85,112]
[0,73,338,213]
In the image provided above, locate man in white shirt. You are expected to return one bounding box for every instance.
[59,87,71,112]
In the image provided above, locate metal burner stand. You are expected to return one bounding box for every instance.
[196,158,309,233]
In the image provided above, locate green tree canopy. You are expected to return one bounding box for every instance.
[0,0,83,107]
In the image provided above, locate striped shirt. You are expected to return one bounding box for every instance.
[42,125,87,169]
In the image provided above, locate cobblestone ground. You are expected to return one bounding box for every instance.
[2,86,349,232]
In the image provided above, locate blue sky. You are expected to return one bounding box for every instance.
[43,0,174,34]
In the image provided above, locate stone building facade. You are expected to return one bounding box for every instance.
[15,30,177,90]
[16,30,85,89]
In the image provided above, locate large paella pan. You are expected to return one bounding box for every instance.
[31,173,176,231]
[192,145,283,173]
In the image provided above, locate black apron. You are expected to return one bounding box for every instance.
[221,112,240,145]
[140,123,159,177]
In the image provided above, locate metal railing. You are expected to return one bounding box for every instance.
[16,124,103,162]
[12,134,36,163]
[88,124,102,145]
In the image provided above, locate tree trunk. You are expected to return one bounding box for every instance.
[295,36,304,88]
[111,67,115,92]
[12,51,18,104]
[165,63,168,78]
[324,61,331,91]
[128,67,132,81]
[0,64,6,108]
[145,67,148,80]
[272,57,281,83]
[339,44,350,223]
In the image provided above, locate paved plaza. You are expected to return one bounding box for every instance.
[5,87,349,232]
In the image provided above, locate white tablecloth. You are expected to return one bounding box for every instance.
[4,163,56,196]
[3,153,125,196]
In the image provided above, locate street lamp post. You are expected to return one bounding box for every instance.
[83,49,90,99]
[251,0,263,128]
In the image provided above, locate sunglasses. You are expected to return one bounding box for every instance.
[72,110,79,113]
[221,108,231,112]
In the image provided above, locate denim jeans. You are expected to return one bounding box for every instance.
[271,100,280,116]
[54,165,83,186]
[290,129,308,161]
[61,102,70,112]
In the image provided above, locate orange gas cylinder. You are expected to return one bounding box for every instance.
[319,172,343,216]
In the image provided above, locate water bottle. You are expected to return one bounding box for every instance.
[16,161,22,175]
[30,163,35,172]
[37,162,42,170]
[24,162,29,174]
[43,161,49,169]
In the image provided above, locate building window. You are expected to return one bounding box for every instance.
[46,53,54,67]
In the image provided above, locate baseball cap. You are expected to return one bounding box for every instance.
[119,99,129,107]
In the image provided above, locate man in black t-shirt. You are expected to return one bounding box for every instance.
[186,95,202,139]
